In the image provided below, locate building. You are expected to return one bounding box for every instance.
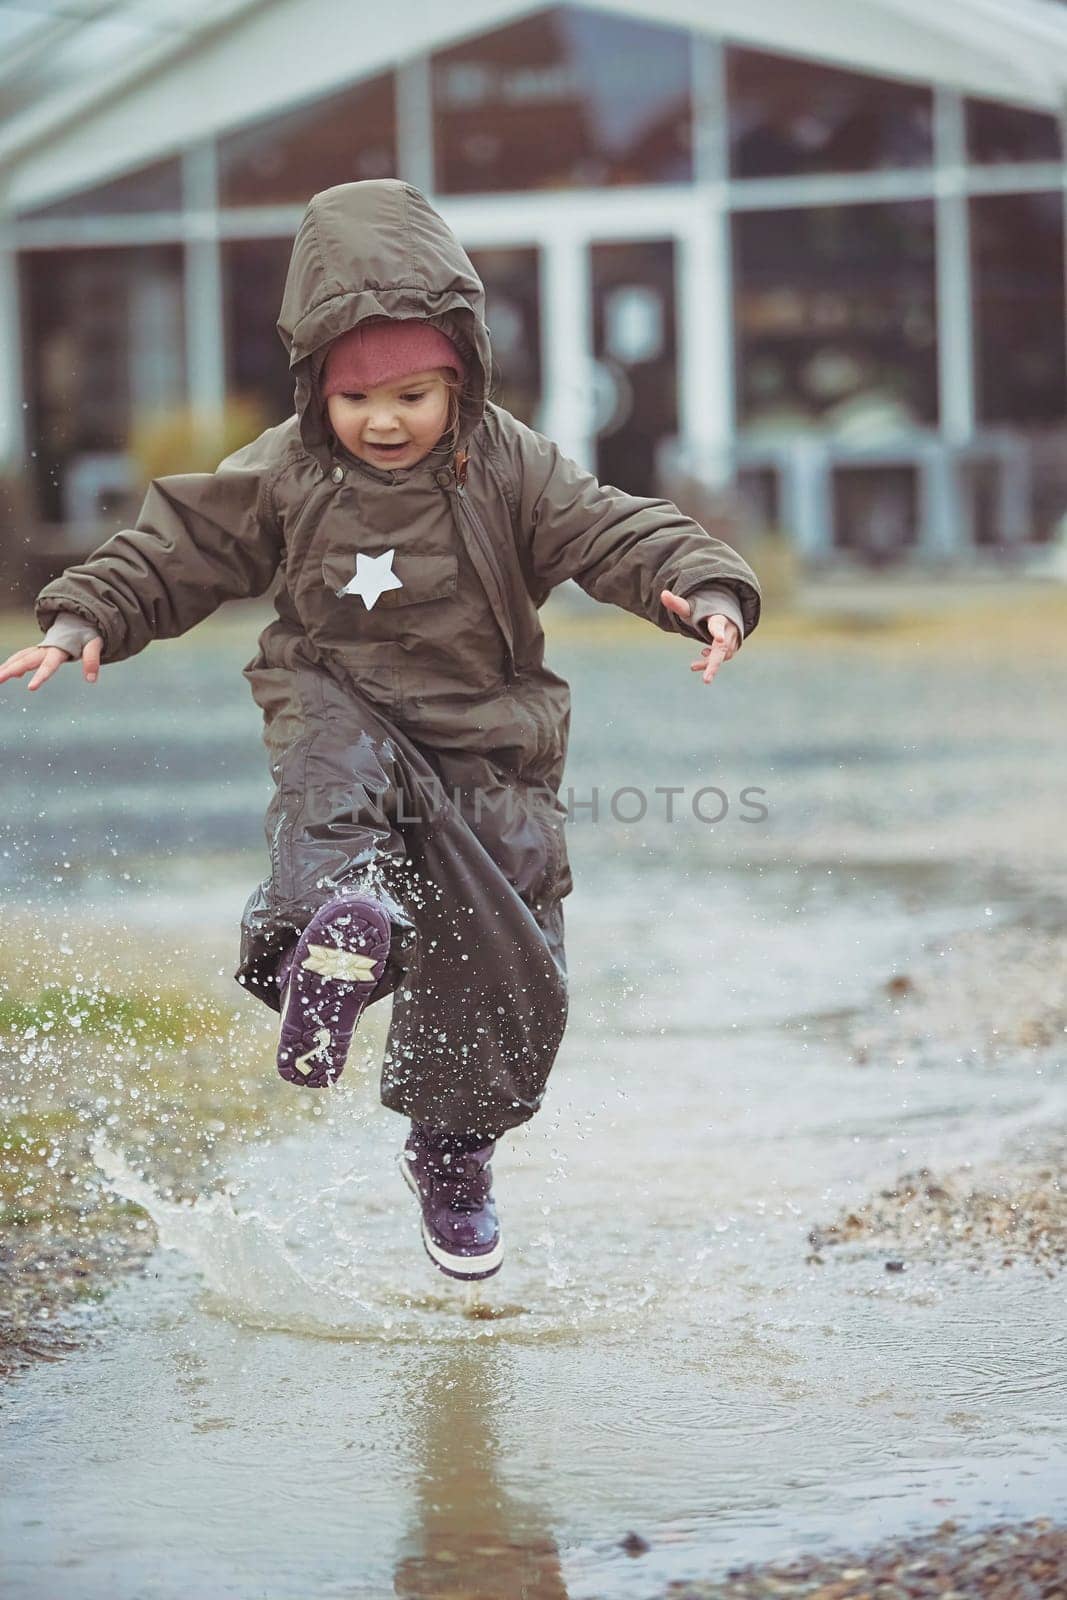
[2,0,1066,570]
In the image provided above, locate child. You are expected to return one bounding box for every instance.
[1,180,760,1284]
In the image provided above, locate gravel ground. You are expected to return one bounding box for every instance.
[0,1226,154,1379]
[677,737,1067,1599]
[754,886,1067,1599]
[656,1518,1067,1599]
[641,917,1067,1600]
[806,1151,1066,1274]
[806,915,1066,1276]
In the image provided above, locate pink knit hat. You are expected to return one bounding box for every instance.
[320,319,465,397]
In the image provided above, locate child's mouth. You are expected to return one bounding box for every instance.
[366,441,409,456]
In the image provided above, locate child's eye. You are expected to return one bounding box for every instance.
[342,392,366,402]
[400,391,427,403]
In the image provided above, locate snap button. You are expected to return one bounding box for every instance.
[331,465,345,484]
[434,468,452,488]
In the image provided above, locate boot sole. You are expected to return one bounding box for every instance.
[276,898,390,1088]
[398,1153,504,1280]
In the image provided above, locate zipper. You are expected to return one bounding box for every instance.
[455,483,517,686]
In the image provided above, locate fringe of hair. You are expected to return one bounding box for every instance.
[425,373,465,465]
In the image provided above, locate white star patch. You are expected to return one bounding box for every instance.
[335,548,403,611]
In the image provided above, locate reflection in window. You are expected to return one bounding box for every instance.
[733,202,938,435]
[433,7,691,193]
[222,239,295,425]
[591,239,676,495]
[218,75,397,206]
[965,98,1062,164]
[21,247,186,521]
[468,248,542,426]
[727,48,933,178]
[17,158,183,220]
[833,466,919,558]
[971,191,1065,423]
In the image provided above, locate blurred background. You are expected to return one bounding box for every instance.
[4,9,1067,1585]
[2,0,1067,598]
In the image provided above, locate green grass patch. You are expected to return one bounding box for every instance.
[0,984,225,1048]
[0,1109,81,1149]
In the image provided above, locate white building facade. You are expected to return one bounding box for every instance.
[2,0,1066,563]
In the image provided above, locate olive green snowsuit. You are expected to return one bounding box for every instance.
[36,179,761,1138]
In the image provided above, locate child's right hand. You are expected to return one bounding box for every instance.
[0,637,102,691]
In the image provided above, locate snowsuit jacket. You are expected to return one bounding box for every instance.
[35,180,762,1138]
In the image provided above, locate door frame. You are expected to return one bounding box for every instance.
[439,185,734,477]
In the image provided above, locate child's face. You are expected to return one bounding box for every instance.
[325,369,452,470]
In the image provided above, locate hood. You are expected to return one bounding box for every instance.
[277,180,492,466]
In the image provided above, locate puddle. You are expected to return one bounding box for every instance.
[2,625,1066,1596]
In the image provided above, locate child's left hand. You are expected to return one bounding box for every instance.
[660,589,740,685]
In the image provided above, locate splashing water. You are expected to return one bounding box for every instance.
[90,1130,380,1333]
[87,1097,609,1342]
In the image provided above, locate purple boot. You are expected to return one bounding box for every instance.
[276,896,390,1088]
[400,1123,503,1280]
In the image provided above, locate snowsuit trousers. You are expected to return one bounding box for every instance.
[235,660,569,1141]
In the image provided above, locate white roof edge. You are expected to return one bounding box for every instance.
[3,0,1066,217]
[592,0,1067,106]
[0,0,280,171]
[0,0,540,214]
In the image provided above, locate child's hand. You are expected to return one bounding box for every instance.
[0,637,102,692]
[660,589,740,685]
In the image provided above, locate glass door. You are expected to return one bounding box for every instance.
[590,239,677,496]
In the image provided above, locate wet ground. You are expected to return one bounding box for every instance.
[1,589,1065,1597]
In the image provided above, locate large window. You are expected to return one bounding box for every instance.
[727,48,933,178]
[733,202,938,435]
[218,74,397,206]
[17,158,183,220]
[468,248,542,426]
[965,98,1062,165]
[591,240,677,495]
[433,6,691,193]
[971,191,1066,424]
[21,247,185,521]
[222,239,295,426]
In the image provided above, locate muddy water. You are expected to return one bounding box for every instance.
[2,608,1066,1597]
